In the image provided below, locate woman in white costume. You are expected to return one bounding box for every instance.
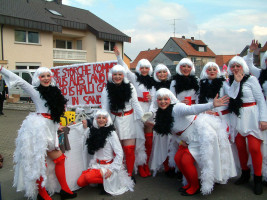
[198,62,242,181]
[227,55,267,195]
[114,46,155,177]
[149,64,175,175]
[77,110,134,195]
[0,66,77,200]
[101,64,144,182]
[170,58,199,105]
[245,40,267,185]
[145,88,230,196]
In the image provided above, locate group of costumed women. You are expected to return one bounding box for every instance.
[1,40,267,199]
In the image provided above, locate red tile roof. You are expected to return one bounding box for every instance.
[130,48,162,69]
[215,55,236,67]
[171,37,216,57]
[260,42,267,52]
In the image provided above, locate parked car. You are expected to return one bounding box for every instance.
[8,70,36,100]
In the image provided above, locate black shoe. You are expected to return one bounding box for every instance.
[0,112,4,115]
[37,194,44,200]
[60,190,77,200]
[131,176,136,184]
[235,169,250,185]
[181,188,200,196]
[178,186,186,193]
[254,175,263,195]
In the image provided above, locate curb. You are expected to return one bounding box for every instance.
[3,101,35,111]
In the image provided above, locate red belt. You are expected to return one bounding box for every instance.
[138,97,148,102]
[176,115,197,136]
[191,100,196,104]
[96,159,113,165]
[111,109,134,117]
[242,102,256,107]
[214,109,230,116]
[39,113,53,120]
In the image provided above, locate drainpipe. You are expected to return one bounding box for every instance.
[1,24,3,60]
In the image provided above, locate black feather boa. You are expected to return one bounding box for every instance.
[86,125,115,155]
[172,74,199,94]
[36,85,68,123]
[153,104,174,136]
[259,69,267,89]
[135,73,154,90]
[228,74,250,116]
[154,80,171,91]
[106,82,132,112]
[198,77,225,104]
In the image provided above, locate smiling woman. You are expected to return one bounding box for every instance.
[0,66,76,200]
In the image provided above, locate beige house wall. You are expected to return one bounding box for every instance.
[96,40,123,62]
[3,25,53,70]
[2,25,126,69]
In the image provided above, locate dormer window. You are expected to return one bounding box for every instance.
[199,46,205,52]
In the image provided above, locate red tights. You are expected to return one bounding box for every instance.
[235,133,262,176]
[77,169,103,187]
[123,145,135,176]
[37,154,73,199]
[174,145,199,195]
[36,177,52,200]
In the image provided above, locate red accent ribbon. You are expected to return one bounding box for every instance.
[96,159,113,165]
[176,115,197,136]
[242,102,256,107]
[111,109,134,117]
[214,109,230,116]
[39,113,53,120]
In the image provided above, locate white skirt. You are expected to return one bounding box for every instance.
[13,113,59,199]
[150,133,172,176]
[90,162,134,195]
[183,114,237,195]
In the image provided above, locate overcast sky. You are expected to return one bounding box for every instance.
[62,0,267,61]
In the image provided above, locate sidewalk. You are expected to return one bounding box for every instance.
[3,101,35,111]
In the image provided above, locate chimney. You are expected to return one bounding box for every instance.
[191,37,194,41]
[182,36,185,39]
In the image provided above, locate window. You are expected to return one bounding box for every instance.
[77,40,82,50]
[56,40,72,49]
[22,72,32,84]
[104,41,115,51]
[16,63,40,70]
[199,47,205,52]
[15,30,39,44]
[191,57,197,63]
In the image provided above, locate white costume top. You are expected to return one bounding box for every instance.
[116,55,155,113]
[229,76,267,140]
[89,130,134,195]
[101,83,143,140]
[245,51,267,98]
[200,80,240,122]
[0,67,59,198]
[170,80,198,102]
[101,83,146,165]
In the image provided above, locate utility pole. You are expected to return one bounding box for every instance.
[170,19,181,37]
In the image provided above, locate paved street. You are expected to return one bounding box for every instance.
[0,108,267,200]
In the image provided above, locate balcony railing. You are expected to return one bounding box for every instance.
[53,48,87,62]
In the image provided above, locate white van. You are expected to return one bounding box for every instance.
[9,70,36,99]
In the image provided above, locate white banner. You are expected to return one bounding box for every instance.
[51,60,117,107]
